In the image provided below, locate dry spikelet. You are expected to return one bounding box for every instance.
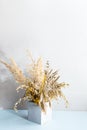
[0,59,26,84]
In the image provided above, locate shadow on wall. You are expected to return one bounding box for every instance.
[0,50,25,109]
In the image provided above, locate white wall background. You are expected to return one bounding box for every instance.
[0,0,87,110]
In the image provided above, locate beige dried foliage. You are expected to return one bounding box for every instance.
[0,54,69,112]
[0,58,26,84]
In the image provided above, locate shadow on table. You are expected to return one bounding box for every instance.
[8,110,28,120]
[1,110,41,127]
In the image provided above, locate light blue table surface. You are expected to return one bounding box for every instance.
[0,110,87,130]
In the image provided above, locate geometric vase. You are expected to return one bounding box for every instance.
[28,102,52,125]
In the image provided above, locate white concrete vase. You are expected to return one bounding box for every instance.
[28,102,52,125]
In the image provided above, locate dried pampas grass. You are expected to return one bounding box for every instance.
[0,53,69,112]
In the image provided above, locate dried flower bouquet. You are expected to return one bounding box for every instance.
[0,53,69,112]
